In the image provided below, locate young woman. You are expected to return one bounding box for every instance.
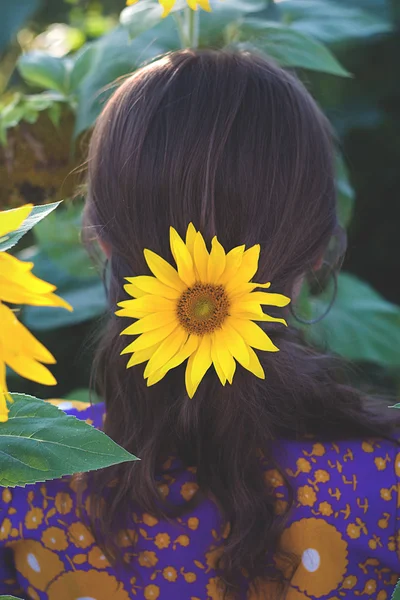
[0,50,399,600]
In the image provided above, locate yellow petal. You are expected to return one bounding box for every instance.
[230,318,279,352]
[118,295,176,319]
[144,249,186,292]
[193,232,209,282]
[122,281,146,298]
[170,227,196,287]
[232,311,287,327]
[121,321,178,353]
[6,355,56,386]
[0,253,55,294]
[116,300,149,319]
[218,245,245,285]
[159,0,176,16]
[126,0,139,4]
[243,346,265,379]
[197,0,211,10]
[121,312,177,335]
[219,320,250,367]
[0,361,11,422]
[225,244,260,294]
[161,334,199,377]
[239,291,291,307]
[185,353,196,399]
[207,237,226,283]
[147,368,167,387]
[213,332,236,384]
[211,344,227,386]
[185,223,197,259]
[190,335,212,395]
[144,327,187,378]
[0,277,71,310]
[125,276,180,300]
[230,300,264,316]
[0,204,32,238]
[186,0,197,9]
[126,344,160,368]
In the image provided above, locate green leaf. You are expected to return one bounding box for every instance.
[73,26,177,137]
[391,579,400,600]
[0,596,22,600]
[239,20,351,77]
[200,0,266,46]
[0,0,40,53]
[389,404,400,409]
[18,51,70,95]
[336,154,355,228]
[0,394,136,487]
[308,273,400,366]
[69,45,98,92]
[277,0,391,46]
[0,201,61,252]
[120,0,164,39]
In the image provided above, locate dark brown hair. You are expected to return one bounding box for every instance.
[83,50,396,597]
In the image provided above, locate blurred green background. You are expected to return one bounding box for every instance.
[1,0,399,401]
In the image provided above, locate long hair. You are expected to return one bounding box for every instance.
[83,50,396,597]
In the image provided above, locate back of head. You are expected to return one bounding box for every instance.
[84,50,390,595]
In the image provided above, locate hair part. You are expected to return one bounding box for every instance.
[83,49,397,598]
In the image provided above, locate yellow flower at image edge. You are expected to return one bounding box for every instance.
[0,204,72,422]
[126,0,211,18]
[116,224,290,398]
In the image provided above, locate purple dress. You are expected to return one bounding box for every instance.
[0,401,399,599]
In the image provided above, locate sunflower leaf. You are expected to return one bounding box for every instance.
[0,394,136,487]
[0,202,61,252]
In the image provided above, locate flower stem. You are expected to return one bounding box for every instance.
[187,7,200,48]
[173,12,188,48]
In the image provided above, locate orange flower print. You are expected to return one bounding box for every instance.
[144,584,160,599]
[188,517,199,530]
[27,587,40,600]
[375,457,387,471]
[377,591,388,600]
[181,482,199,501]
[0,518,12,540]
[154,532,171,549]
[297,458,312,473]
[341,575,357,589]
[73,554,87,564]
[274,499,288,516]
[47,570,131,599]
[2,488,12,503]
[315,469,330,483]
[163,566,178,581]
[41,526,68,551]
[346,523,361,539]
[380,487,395,501]
[118,529,138,547]
[297,485,317,507]
[312,443,325,456]
[395,452,400,477]
[206,546,223,571]
[182,571,197,582]
[13,540,64,591]
[360,579,376,595]
[278,518,348,598]
[174,534,190,547]
[25,507,44,530]
[139,551,158,567]
[265,469,284,488]
[88,546,111,569]
[158,483,169,498]
[318,502,333,516]
[68,522,95,548]
[54,492,73,515]
[143,513,158,526]
[207,577,225,599]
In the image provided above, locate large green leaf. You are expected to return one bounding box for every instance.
[308,273,400,366]
[239,20,350,77]
[0,0,40,53]
[391,579,400,600]
[120,0,164,39]
[277,0,391,46]
[0,201,61,252]
[200,0,266,46]
[18,51,71,95]
[0,394,136,487]
[73,25,177,137]
[0,596,21,600]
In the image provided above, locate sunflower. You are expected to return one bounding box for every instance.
[116,224,290,398]
[0,204,72,422]
[126,0,211,18]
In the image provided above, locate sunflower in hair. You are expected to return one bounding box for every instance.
[116,224,290,398]
[126,0,211,18]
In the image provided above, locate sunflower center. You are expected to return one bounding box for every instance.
[177,283,230,335]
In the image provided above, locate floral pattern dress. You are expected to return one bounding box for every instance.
[0,401,399,600]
